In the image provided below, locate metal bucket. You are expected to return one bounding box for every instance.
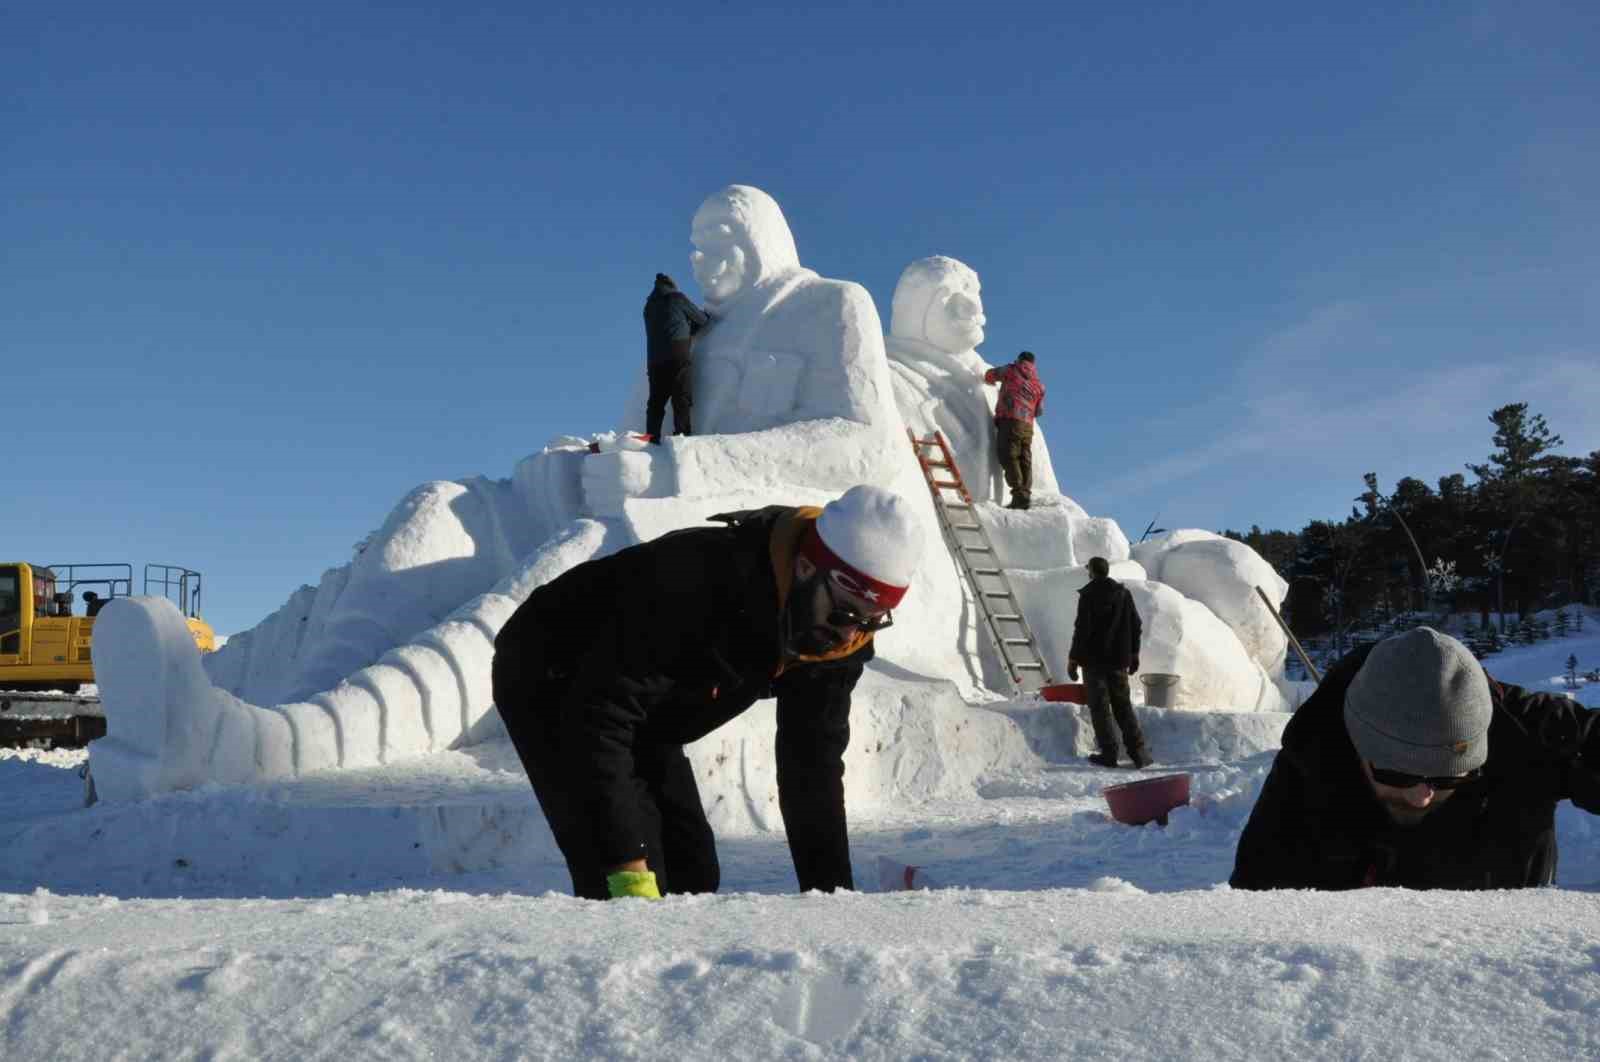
[1139,672,1181,708]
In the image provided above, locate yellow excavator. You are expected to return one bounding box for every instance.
[0,562,216,746]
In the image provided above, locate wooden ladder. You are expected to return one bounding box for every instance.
[907,428,1055,693]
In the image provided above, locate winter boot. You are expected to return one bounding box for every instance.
[1087,750,1120,768]
[1129,747,1154,769]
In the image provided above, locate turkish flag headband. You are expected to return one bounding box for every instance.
[798,528,909,611]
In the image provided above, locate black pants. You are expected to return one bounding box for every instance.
[996,418,1034,503]
[645,358,693,441]
[492,655,719,900]
[1084,667,1146,758]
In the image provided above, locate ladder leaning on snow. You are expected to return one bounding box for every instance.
[907,429,1055,694]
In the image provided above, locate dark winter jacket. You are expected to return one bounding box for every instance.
[1230,644,1600,890]
[643,275,711,363]
[492,506,872,893]
[1068,576,1142,672]
[983,359,1045,423]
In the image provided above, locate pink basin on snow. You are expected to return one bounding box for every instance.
[1103,772,1192,827]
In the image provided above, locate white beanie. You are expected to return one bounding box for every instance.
[801,485,923,609]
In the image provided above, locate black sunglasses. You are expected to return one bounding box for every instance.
[821,578,894,633]
[1369,764,1483,790]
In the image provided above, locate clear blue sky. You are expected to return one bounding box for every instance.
[8,1,1597,637]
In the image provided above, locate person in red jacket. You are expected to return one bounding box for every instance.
[980,351,1046,509]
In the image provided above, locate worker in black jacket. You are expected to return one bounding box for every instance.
[642,272,711,442]
[1231,626,1600,890]
[1067,556,1152,768]
[492,485,923,900]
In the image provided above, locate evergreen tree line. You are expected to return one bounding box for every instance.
[1222,404,1600,658]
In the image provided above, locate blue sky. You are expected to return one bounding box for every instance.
[8,1,1597,636]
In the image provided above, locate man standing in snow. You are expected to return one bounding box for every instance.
[980,351,1045,509]
[642,272,711,443]
[1230,627,1600,890]
[492,485,923,900]
[1067,556,1152,768]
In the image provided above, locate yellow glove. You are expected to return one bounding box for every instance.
[607,870,662,900]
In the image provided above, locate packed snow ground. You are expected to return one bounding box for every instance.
[4,625,1599,1060]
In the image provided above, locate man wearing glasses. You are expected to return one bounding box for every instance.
[1231,627,1600,890]
[492,485,922,901]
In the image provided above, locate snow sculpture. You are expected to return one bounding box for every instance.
[631,184,906,505]
[88,189,1297,807]
[1133,530,1290,674]
[884,256,1058,504]
[205,478,532,707]
[598,186,910,520]
[1006,565,1289,713]
[91,186,970,801]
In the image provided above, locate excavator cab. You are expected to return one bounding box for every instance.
[0,562,216,692]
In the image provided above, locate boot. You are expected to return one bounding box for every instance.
[1129,747,1154,769]
[1087,750,1120,768]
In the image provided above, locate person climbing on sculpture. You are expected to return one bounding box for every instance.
[1067,556,1153,769]
[980,351,1045,510]
[491,484,924,900]
[642,272,712,443]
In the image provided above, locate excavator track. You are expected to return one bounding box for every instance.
[0,692,106,748]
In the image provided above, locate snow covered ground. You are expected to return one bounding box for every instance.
[4,626,1599,1060]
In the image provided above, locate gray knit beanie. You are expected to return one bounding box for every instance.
[1344,627,1492,777]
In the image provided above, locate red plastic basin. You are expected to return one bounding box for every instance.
[1040,683,1088,704]
[1103,772,1192,827]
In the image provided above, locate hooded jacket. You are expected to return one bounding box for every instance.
[492,506,873,892]
[983,359,1045,423]
[1069,576,1142,672]
[1230,643,1600,890]
[643,275,710,363]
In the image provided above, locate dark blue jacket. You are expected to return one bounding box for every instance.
[643,275,710,363]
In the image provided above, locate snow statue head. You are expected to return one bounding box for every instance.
[691,185,802,306]
[679,184,898,443]
[890,256,986,354]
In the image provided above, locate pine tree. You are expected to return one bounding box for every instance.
[1467,404,1565,632]
[1555,608,1571,637]
[1566,654,1580,690]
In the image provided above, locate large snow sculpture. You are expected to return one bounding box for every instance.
[884,256,1058,504]
[89,190,1297,808]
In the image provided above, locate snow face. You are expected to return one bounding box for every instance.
[92,184,1291,805]
[688,185,899,439]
